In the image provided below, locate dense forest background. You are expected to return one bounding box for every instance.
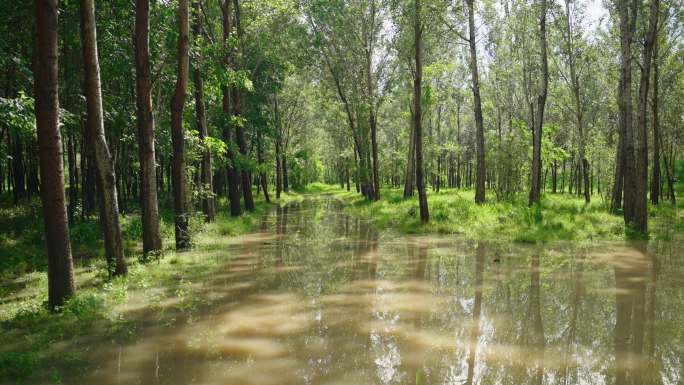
[0,0,683,308]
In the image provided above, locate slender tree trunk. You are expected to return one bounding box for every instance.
[563,0,590,204]
[618,0,638,223]
[403,111,415,198]
[34,0,76,309]
[414,0,429,222]
[282,154,290,192]
[467,0,486,204]
[80,0,127,276]
[192,0,215,221]
[650,34,660,205]
[370,111,380,200]
[529,0,548,206]
[135,0,162,256]
[232,0,254,211]
[633,0,659,234]
[256,128,270,202]
[274,94,282,199]
[220,0,241,216]
[170,0,190,249]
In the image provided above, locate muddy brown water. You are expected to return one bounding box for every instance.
[59,198,684,384]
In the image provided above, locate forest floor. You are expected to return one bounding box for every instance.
[300,183,684,244]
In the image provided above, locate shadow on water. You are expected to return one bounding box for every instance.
[19,197,684,384]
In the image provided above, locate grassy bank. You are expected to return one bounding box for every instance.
[301,183,683,243]
[0,195,276,383]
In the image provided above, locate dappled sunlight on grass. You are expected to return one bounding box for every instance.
[311,184,682,243]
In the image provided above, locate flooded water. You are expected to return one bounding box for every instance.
[68,198,684,384]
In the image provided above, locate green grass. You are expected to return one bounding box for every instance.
[0,193,278,383]
[303,184,683,244]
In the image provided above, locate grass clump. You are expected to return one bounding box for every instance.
[312,185,680,243]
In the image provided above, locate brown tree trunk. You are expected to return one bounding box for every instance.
[274,94,283,199]
[170,0,190,249]
[650,33,660,205]
[633,0,659,234]
[414,0,429,222]
[282,154,290,192]
[529,0,548,206]
[232,0,254,211]
[256,128,270,202]
[563,0,590,204]
[403,111,415,198]
[80,0,127,276]
[192,0,215,221]
[135,0,162,256]
[467,0,486,204]
[34,0,76,309]
[618,0,638,223]
[220,0,242,217]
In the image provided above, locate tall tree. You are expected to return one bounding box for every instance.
[220,0,242,216]
[528,0,549,206]
[34,0,75,309]
[232,0,255,212]
[414,0,429,222]
[191,0,215,222]
[614,0,638,220]
[79,0,127,276]
[633,0,660,233]
[561,0,589,203]
[134,0,162,256]
[170,0,190,248]
[650,33,660,205]
[466,0,486,204]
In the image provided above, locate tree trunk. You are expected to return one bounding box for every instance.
[563,0,590,204]
[650,34,660,205]
[256,128,270,203]
[467,0,486,204]
[232,0,254,211]
[414,0,429,222]
[370,110,380,200]
[618,0,638,224]
[220,0,242,217]
[274,94,283,199]
[80,0,127,276]
[135,0,162,256]
[529,0,548,206]
[34,0,76,309]
[192,0,215,221]
[403,110,415,198]
[633,0,659,234]
[170,0,190,249]
[282,155,290,192]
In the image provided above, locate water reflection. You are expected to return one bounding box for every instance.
[38,198,684,385]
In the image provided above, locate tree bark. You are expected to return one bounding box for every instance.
[220,0,242,216]
[274,94,283,199]
[529,0,548,206]
[403,110,415,198]
[232,0,254,211]
[80,0,127,276]
[414,0,429,222]
[650,33,660,205]
[467,0,486,204]
[170,0,190,249]
[135,0,162,256]
[192,0,215,221]
[617,0,638,223]
[34,0,76,309]
[563,0,590,203]
[633,0,659,234]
